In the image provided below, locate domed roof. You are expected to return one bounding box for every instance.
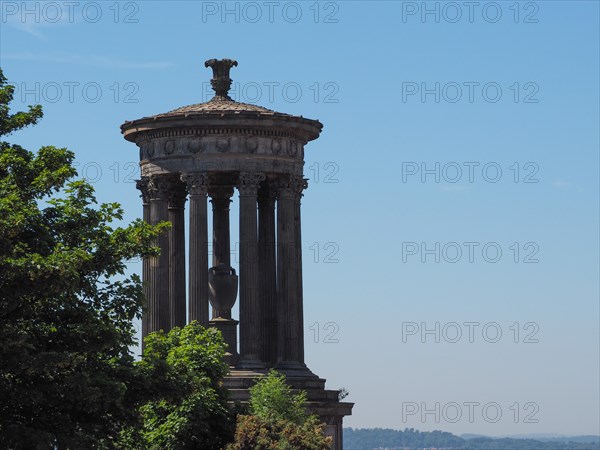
[152,96,287,118]
[121,58,321,143]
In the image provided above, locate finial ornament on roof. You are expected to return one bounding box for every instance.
[205,58,238,100]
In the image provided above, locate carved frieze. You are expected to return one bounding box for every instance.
[216,137,230,152]
[144,141,155,159]
[139,135,305,166]
[164,140,176,155]
[287,140,298,157]
[245,136,258,153]
[271,138,282,155]
[187,139,204,154]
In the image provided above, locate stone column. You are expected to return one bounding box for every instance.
[258,182,277,366]
[294,177,308,364]
[168,179,187,329]
[148,175,171,333]
[274,174,307,370]
[237,172,266,368]
[182,173,209,327]
[209,186,234,271]
[135,177,150,342]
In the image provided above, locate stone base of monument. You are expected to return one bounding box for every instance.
[208,318,239,366]
[224,368,353,450]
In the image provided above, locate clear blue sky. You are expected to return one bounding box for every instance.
[1,0,598,437]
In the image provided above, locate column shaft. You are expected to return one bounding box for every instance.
[168,181,187,329]
[183,174,209,327]
[238,172,266,368]
[136,177,150,343]
[210,187,233,269]
[275,175,305,368]
[258,184,277,366]
[293,178,308,364]
[148,175,171,332]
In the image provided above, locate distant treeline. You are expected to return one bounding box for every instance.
[344,428,600,450]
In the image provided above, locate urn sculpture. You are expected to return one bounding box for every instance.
[208,264,238,319]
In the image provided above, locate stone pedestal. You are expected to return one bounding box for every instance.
[208,263,239,364]
[209,318,239,366]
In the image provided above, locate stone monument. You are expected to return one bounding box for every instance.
[121,58,352,449]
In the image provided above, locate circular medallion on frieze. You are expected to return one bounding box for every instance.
[245,136,258,153]
[271,138,282,155]
[145,141,155,158]
[216,137,230,152]
[287,140,298,157]
[187,139,204,154]
[164,140,176,155]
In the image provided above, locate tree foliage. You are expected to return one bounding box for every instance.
[248,369,308,425]
[0,68,163,449]
[227,415,332,450]
[122,323,236,450]
[227,370,332,450]
[0,70,42,136]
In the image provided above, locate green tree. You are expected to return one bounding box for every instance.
[123,322,236,450]
[227,370,332,450]
[0,68,166,449]
[228,415,332,450]
[249,369,308,425]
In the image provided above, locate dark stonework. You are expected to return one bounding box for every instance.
[294,177,309,365]
[167,179,187,329]
[273,174,306,371]
[122,59,352,450]
[237,172,266,369]
[181,173,209,327]
[147,175,172,333]
[135,177,151,345]
[205,58,238,100]
[258,183,277,366]
[209,186,234,271]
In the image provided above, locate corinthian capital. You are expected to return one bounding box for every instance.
[136,177,151,204]
[181,172,208,196]
[273,175,308,198]
[292,176,309,197]
[166,180,187,209]
[147,176,167,201]
[238,172,266,196]
[147,175,185,206]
